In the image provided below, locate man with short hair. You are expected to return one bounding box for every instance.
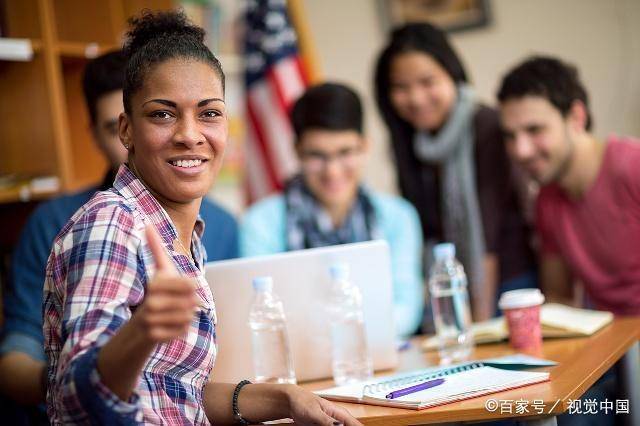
[497,56,640,316]
[0,50,238,422]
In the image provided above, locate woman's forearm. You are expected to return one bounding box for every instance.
[203,382,291,424]
[96,319,156,401]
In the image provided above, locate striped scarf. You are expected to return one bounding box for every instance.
[284,175,381,250]
[413,85,485,295]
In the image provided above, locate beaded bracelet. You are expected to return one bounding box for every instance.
[232,379,253,425]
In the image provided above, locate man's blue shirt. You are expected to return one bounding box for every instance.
[0,182,238,361]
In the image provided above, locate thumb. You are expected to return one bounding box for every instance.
[145,224,176,274]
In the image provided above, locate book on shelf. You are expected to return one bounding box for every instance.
[0,174,60,202]
[0,38,34,61]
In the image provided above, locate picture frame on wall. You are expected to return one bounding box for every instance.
[379,0,491,33]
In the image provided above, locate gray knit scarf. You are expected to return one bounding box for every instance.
[413,84,485,294]
[284,175,382,250]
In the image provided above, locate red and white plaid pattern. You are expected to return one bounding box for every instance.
[43,165,216,425]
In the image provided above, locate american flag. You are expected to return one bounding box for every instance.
[244,0,309,203]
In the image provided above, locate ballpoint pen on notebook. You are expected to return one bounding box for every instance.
[385,378,446,399]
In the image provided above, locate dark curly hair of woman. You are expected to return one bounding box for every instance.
[122,9,225,114]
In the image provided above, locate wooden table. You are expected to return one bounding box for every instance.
[303,317,640,425]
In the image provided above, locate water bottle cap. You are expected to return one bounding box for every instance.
[433,243,456,261]
[329,263,350,281]
[252,276,273,292]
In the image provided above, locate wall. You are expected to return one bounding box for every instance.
[302,0,640,194]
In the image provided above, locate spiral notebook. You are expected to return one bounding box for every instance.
[316,360,550,410]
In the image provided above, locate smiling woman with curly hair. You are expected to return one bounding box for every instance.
[42,10,361,426]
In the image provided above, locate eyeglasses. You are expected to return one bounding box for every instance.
[299,147,362,173]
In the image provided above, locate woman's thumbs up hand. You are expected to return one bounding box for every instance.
[131,225,198,343]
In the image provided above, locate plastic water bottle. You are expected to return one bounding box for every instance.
[327,263,373,385]
[248,276,296,384]
[428,243,474,364]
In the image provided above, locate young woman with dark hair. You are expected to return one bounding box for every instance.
[43,10,360,425]
[374,23,537,322]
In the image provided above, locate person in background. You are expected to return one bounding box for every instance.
[498,56,640,317]
[240,82,424,337]
[374,23,536,322]
[0,50,238,423]
[43,10,359,424]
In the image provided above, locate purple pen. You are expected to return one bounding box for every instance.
[385,378,446,399]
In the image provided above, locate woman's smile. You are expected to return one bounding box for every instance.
[120,58,228,204]
[167,155,211,176]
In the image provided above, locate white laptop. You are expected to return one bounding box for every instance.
[205,240,399,383]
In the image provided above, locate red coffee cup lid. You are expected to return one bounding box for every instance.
[498,288,545,310]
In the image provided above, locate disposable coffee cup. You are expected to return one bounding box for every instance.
[498,289,545,350]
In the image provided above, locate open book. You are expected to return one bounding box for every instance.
[316,356,551,410]
[423,304,614,350]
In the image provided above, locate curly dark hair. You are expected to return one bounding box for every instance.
[122,9,225,114]
[497,56,592,130]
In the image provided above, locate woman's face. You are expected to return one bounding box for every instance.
[388,51,457,132]
[119,58,227,205]
[298,129,367,212]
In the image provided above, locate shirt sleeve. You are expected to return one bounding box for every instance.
[619,139,640,208]
[0,203,59,361]
[43,204,145,424]
[0,333,43,363]
[222,218,240,260]
[240,197,287,257]
[199,199,240,261]
[380,197,425,337]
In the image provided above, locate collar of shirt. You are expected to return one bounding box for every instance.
[112,164,206,269]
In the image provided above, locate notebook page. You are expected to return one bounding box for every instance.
[541,304,613,335]
[365,366,549,406]
[314,382,366,400]
[315,365,453,401]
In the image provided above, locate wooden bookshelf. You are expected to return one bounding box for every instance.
[0,0,174,203]
[57,41,118,58]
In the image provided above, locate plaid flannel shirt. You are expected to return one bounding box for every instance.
[43,165,217,425]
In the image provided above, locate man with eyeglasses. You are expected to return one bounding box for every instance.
[239,82,424,338]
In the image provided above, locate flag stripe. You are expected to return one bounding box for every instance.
[246,95,281,190]
[244,123,273,201]
[266,68,290,116]
[271,56,306,109]
[248,80,299,182]
[244,0,309,203]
